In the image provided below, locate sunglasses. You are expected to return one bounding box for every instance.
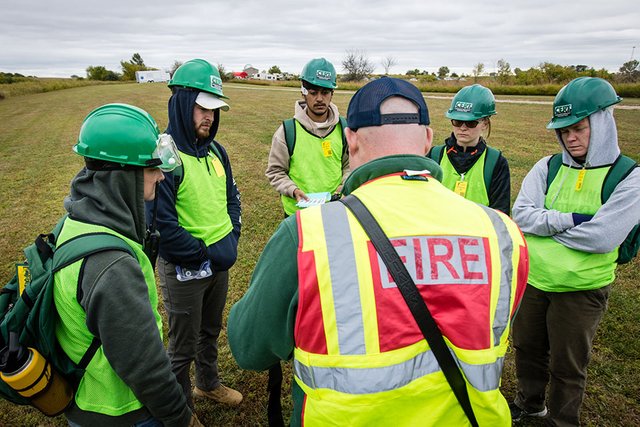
[451,119,481,128]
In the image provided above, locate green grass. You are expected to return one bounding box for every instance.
[0,83,638,426]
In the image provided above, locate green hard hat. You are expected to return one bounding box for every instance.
[445,84,496,121]
[74,103,181,171]
[168,59,228,99]
[547,77,622,129]
[300,58,337,89]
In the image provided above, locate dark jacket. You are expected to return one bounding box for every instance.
[434,134,511,214]
[63,168,192,427]
[148,88,241,270]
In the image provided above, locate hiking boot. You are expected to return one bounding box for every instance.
[193,384,243,406]
[510,402,548,422]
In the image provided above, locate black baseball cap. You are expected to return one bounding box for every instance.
[347,77,430,131]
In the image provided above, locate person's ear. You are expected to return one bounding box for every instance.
[424,127,434,155]
[346,128,359,157]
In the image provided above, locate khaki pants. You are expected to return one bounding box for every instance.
[512,284,610,427]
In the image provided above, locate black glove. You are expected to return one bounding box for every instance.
[572,213,593,226]
[330,193,342,202]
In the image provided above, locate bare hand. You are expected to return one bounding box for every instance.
[293,189,309,202]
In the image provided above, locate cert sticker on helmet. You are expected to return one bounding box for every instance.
[454,101,473,112]
[554,104,572,118]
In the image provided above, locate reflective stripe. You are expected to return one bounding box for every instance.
[478,206,513,346]
[294,350,503,394]
[322,202,366,354]
[460,356,503,392]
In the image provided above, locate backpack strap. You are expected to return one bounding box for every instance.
[339,195,480,427]
[602,155,638,203]
[483,147,501,192]
[52,233,134,369]
[338,116,348,156]
[546,153,564,193]
[283,119,296,157]
[427,145,445,163]
[284,117,348,158]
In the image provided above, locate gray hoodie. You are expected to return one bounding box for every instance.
[62,167,192,427]
[512,109,640,254]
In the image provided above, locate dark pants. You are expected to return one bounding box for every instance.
[158,257,229,408]
[513,284,610,427]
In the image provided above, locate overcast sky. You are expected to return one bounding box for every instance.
[1,0,638,78]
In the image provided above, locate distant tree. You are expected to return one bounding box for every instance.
[618,59,640,82]
[86,65,120,81]
[342,49,375,81]
[514,67,546,85]
[437,66,449,79]
[574,64,589,73]
[472,63,485,82]
[217,63,232,82]
[268,65,282,74]
[496,59,512,84]
[170,61,183,78]
[451,72,459,78]
[131,53,145,67]
[406,69,421,76]
[120,53,151,81]
[381,56,397,75]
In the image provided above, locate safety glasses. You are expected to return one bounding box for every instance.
[451,119,481,128]
[153,133,182,172]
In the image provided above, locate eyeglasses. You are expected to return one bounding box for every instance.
[451,119,480,128]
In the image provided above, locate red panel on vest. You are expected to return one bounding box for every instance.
[295,249,328,354]
[370,236,493,351]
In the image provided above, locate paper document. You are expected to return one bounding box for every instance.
[296,192,331,208]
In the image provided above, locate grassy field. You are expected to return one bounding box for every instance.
[0,82,638,426]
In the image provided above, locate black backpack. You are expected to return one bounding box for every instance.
[0,216,132,411]
[546,153,639,264]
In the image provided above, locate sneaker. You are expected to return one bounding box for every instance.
[510,402,548,422]
[193,384,243,406]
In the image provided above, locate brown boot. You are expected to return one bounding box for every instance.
[193,384,243,406]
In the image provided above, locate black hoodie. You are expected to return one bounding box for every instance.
[147,88,241,270]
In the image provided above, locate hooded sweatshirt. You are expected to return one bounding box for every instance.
[149,88,241,270]
[513,109,640,254]
[61,167,192,427]
[266,99,350,197]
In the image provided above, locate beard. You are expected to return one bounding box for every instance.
[195,123,211,139]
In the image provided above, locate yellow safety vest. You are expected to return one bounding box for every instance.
[282,121,344,216]
[526,164,618,292]
[176,151,233,246]
[439,149,490,206]
[295,172,527,426]
[54,218,162,415]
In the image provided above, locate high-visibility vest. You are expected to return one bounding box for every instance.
[295,172,527,426]
[439,148,490,206]
[54,218,162,415]
[526,164,618,292]
[176,150,233,246]
[281,121,344,216]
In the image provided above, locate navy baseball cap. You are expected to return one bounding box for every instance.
[347,77,430,131]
